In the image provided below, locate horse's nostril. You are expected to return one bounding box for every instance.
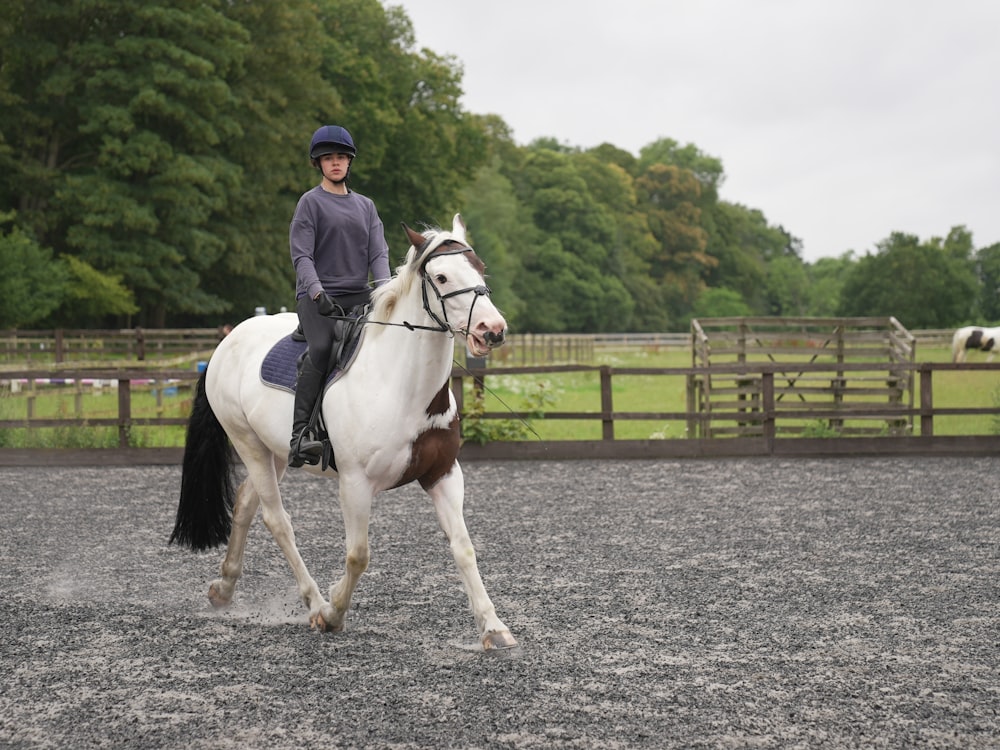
[484,330,505,345]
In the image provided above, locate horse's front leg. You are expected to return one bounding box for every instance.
[427,464,517,651]
[315,478,373,632]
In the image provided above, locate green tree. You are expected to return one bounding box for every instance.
[804,253,855,317]
[837,230,977,327]
[458,156,528,327]
[1,0,256,326]
[500,145,634,331]
[57,255,138,325]
[575,148,668,330]
[634,163,713,322]
[0,211,137,328]
[637,138,724,203]
[765,254,810,316]
[316,0,490,235]
[0,225,66,328]
[2,0,480,327]
[692,287,752,319]
[976,242,1000,322]
[202,0,337,321]
[703,202,771,312]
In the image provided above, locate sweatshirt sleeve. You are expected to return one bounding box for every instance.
[368,205,392,287]
[289,195,323,301]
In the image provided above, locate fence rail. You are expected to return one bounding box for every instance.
[453,361,1000,438]
[0,327,963,367]
[3,360,1000,464]
[1,327,227,364]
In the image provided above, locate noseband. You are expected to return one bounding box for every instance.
[419,243,492,337]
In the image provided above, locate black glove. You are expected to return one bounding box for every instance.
[315,292,337,316]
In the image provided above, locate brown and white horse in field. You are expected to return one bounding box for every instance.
[952,325,1000,362]
[169,215,516,650]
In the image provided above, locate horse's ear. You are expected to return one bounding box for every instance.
[401,223,426,250]
[452,213,466,241]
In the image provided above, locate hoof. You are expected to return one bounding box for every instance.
[309,611,344,633]
[482,630,518,651]
[207,583,231,609]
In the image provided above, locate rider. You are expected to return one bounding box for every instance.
[287,125,391,467]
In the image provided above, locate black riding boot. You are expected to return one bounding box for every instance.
[288,354,325,468]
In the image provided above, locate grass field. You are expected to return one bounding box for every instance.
[2,344,999,448]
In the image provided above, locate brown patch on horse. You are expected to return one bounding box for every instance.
[967,329,984,349]
[425,380,451,417]
[391,381,460,490]
[462,248,486,276]
[423,238,486,276]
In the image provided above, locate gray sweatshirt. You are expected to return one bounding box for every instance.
[289,186,391,301]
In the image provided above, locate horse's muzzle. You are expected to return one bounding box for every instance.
[484,329,506,347]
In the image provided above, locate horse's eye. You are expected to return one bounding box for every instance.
[435,274,447,284]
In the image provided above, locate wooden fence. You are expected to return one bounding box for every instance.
[3,360,1000,465]
[689,316,917,437]
[2,326,962,366]
[1,327,228,363]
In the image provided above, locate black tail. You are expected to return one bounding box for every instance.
[169,369,235,550]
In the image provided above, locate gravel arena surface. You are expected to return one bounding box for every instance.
[1,457,999,749]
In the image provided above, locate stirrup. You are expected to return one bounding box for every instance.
[288,434,323,468]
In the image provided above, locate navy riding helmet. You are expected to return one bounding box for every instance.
[309,125,356,160]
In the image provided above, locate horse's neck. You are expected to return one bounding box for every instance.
[361,297,455,391]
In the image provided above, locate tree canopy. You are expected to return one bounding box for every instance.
[0,0,993,333]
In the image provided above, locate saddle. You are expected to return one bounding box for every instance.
[260,300,369,392]
[260,301,370,470]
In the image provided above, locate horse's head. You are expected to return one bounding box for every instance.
[402,214,507,357]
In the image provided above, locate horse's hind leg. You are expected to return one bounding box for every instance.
[426,464,516,651]
[208,478,260,608]
[246,454,327,620]
[211,448,326,624]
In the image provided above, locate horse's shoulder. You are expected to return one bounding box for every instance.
[385,382,460,491]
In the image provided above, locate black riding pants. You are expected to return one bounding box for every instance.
[296,296,338,372]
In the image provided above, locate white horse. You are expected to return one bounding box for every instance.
[951,325,1000,362]
[170,215,517,650]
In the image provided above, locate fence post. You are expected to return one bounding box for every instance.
[135,327,145,361]
[919,365,933,437]
[686,373,697,438]
[762,372,776,452]
[117,377,132,448]
[452,371,465,435]
[600,365,614,440]
[467,356,487,401]
[75,380,84,418]
[26,378,36,420]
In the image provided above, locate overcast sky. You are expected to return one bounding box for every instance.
[392,0,1000,262]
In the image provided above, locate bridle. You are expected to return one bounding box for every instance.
[417,241,492,337]
[355,236,497,342]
